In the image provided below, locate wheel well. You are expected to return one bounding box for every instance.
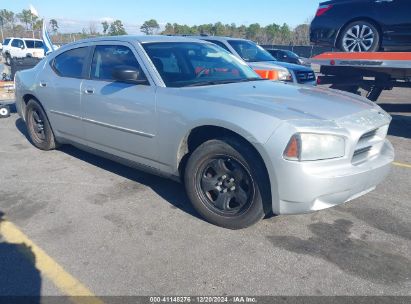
[178,125,271,194]
[21,94,40,118]
[335,17,382,47]
[178,125,273,214]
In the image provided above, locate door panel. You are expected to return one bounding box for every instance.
[11,39,25,58]
[41,47,90,140]
[81,44,158,164]
[48,77,84,139]
[376,0,411,45]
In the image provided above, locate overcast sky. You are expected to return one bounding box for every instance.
[3,0,321,34]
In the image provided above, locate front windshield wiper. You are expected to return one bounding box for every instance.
[246,77,268,82]
[184,81,224,87]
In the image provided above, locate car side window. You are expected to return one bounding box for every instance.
[272,51,280,59]
[11,39,24,48]
[52,47,89,78]
[90,45,148,82]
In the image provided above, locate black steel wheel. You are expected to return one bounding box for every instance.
[25,99,58,150]
[196,156,254,217]
[185,138,270,229]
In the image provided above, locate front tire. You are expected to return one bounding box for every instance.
[185,138,270,229]
[338,21,380,52]
[25,99,58,151]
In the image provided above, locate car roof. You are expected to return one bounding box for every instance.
[4,37,42,41]
[65,35,210,48]
[179,36,249,42]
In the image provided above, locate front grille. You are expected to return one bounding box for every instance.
[352,126,388,165]
[296,71,316,83]
[353,146,372,158]
[359,129,378,141]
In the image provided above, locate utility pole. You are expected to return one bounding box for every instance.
[30,14,35,38]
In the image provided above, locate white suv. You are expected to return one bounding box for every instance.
[2,37,45,65]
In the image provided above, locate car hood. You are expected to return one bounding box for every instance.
[183,80,382,121]
[248,61,313,72]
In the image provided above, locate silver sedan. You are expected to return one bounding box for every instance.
[14,36,394,229]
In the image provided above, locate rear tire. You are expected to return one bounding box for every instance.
[185,138,270,229]
[338,21,380,52]
[25,99,58,150]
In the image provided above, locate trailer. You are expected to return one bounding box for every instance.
[0,81,14,118]
[0,57,40,118]
[311,52,411,101]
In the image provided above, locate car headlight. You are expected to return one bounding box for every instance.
[284,133,345,161]
[278,69,293,82]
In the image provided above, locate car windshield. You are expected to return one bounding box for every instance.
[3,38,11,45]
[284,50,299,59]
[25,40,44,49]
[143,42,262,88]
[228,40,276,63]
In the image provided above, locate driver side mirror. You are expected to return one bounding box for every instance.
[112,66,148,85]
[20,45,25,50]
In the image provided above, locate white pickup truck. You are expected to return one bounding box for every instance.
[2,37,45,65]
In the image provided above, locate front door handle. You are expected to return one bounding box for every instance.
[39,82,47,87]
[84,88,95,95]
[375,0,394,3]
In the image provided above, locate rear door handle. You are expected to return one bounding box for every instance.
[84,88,95,95]
[375,0,393,3]
[39,82,47,87]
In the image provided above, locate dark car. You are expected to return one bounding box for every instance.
[192,36,316,85]
[310,0,411,52]
[266,49,308,66]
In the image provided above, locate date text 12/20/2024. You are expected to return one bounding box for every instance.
[149,297,257,303]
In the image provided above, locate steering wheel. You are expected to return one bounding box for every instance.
[196,67,215,79]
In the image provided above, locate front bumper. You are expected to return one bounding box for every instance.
[263,111,394,215]
[276,140,394,214]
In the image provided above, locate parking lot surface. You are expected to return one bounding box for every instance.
[0,70,410,296]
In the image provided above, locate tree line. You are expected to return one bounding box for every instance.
[139,19,310,45]
[161,22,310,45]
[0,9,44,40]
[0,8,310,46]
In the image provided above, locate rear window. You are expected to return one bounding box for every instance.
[52,47,89,78]
[3,39,11,46]
[25,40,44,49]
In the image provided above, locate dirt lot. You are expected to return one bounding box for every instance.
[0,71,410,297]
